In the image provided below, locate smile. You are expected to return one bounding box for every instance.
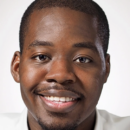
[36,89,81,113]
[44,96,76,102]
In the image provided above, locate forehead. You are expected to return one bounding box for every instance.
[23,7,102,53]
[29,7,96,29]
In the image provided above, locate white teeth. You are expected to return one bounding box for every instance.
[44,96,75,102]
[50,96,54,101]
[54,97,60,102]
[66,97,70,102]
[60,97,66,102]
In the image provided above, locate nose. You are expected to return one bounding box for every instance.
[45,60,76,84]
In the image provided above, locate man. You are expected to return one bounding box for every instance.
[0,0,130,130]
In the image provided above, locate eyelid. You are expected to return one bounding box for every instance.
[76,57,90,62]
[31,54,51,61]
[31,53,51,58]
[73,55,93,63]
[73,55,92,61]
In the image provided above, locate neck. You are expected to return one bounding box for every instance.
[27,112,43,130]
[76,110,96,130]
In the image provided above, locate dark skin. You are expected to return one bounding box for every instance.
[11,7,110,130]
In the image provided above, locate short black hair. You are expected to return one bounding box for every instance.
[20,0,110,55]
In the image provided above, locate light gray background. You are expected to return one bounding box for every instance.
[0,0,130,116]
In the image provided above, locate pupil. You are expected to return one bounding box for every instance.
[39,55,46,60]
[79,57,86,63]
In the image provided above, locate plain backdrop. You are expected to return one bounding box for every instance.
[0,0,130,116]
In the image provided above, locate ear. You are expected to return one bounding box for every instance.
[104,54,110,83]
[11,51,21,83]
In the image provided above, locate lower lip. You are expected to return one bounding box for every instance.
[40,96,78,113]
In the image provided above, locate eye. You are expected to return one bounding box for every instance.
[34,55,50,61]
[75,57,91,63]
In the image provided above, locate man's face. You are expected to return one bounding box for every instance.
[12,7,110,130]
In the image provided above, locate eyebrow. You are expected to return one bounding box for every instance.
[73,42,98,53]
[28,40,98,53]
[28,40,54,49]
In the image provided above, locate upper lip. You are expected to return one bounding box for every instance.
[35,89,81,99]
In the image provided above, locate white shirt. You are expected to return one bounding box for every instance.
[0,108,130,130]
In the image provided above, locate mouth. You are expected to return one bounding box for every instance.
[44,96,76,102]
[36,89,81,113]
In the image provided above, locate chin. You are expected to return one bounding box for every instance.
[37,117,78,130]
[34,109,80,130]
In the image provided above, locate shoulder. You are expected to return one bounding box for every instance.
[96,109,130,130]
[0,109,28,130]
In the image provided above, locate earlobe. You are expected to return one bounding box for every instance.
[11,51,21,83]
[104,54,110,83]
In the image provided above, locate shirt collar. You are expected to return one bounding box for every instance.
[16,108,28,130]
[94,109,103,130]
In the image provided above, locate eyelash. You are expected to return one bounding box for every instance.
[74,57,92,63]
[33,54,50,62]
[32,55,92,64]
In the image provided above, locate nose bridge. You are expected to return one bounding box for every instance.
[45,59,76,84]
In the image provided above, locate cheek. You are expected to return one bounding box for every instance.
[76,67,105,99]
[19,65,48,110]
[19,65,48,91]
[76,68,104,113]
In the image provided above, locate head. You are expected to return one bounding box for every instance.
[11,0,110,130]
[20,0,109,55]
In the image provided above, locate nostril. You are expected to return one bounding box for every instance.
[46,79,74,84]
[47,79,57,83]
[64,80,73,84]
